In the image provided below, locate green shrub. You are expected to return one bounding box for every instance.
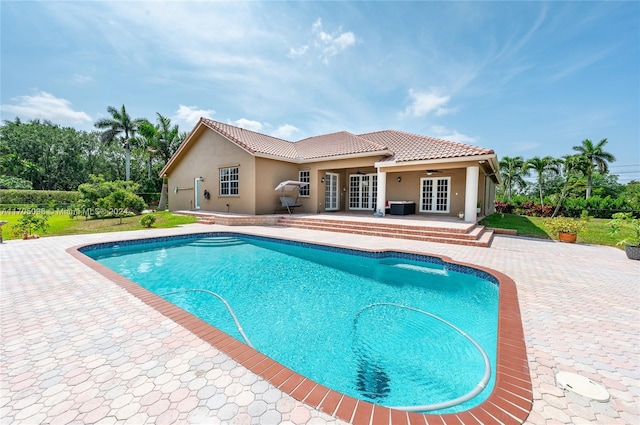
[0,176,33,190]
[77,175,146,220]
[140,214,156,228]
[543,216,588,234]
[0,189,80,208]
[11,208,49,237]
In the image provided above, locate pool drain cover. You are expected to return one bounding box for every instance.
[556,372,610,401]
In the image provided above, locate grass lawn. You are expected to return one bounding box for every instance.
[0,211,197,241]
[480,213,632,248]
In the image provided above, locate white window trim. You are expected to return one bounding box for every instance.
[299,170,310,197]
[219,166,239,197]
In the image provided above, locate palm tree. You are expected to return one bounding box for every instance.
[136,120,160,180]
[94,105,146,181]
[572,138,616,199]
[136,113,184,210]
[499,156,527,202]
[526,156,560,207]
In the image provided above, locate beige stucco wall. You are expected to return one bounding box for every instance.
[166,129,257,213]
[164,125,498,217]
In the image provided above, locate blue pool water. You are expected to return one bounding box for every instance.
[84,233,498,413]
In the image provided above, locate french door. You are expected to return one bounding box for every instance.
[325,173,339,211]
[420,177,450,213]
[349,174,378,210]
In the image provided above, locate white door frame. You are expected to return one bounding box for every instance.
[349,173,377,210]
[325,172,339,211]
[420,176,451,213]
[194,177,201,210]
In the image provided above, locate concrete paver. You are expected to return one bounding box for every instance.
[1,222,638,424]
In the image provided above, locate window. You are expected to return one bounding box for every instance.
[299,170,310,197]
[220,167,239,196]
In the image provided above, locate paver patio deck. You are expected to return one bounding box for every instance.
[1,222,638,424]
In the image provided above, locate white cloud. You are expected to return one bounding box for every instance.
[430,125,477,144]
[287,45,309,58]
[233,118,263,132]
[400,89,454,118]
[311,18,356,64]
[0,91,92,124]
[174,105,215,126]
[271,124,299,139]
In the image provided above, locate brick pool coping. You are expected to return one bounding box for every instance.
[67,233,533,425]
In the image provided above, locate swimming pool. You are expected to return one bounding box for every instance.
[82,233,499,414]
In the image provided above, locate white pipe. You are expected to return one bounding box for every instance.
[161,289,254,348]
[353,302,491,412]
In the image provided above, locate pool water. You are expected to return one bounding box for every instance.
[85,234,498,413]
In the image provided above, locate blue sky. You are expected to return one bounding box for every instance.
[1,1,639,182]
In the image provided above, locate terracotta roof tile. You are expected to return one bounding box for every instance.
[359,130,494,162]
[201,119,299,159]
[199,119,493,163]
[294,131,388,159]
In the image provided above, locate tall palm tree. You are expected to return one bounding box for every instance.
[136,120,160,180]
[526,156,560,207]
[136,113,184,210]
[499,156,527,202]
[572,138,616,199]
[94,105,146,181]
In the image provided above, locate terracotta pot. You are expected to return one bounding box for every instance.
[558,232,577,243]
[625,245,640,260]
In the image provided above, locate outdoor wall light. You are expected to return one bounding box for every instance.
[198,176,204,181]
[397,176,402,183]
[321,177,325,183]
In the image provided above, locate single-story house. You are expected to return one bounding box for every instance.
[159,118,501,222]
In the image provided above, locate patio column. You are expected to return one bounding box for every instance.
[376,170,387,216]
[465,166,479,222]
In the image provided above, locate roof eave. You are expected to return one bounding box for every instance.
[374,153,497,168]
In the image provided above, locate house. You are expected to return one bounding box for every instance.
[159,118,501,222]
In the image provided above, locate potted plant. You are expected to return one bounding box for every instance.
[458,211,465,220]
[476,201,482,214]
[608,212,640,260]
[543,216,587,243]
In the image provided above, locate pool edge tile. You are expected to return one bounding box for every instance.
[66,234,533,425]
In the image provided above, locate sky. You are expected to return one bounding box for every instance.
[1,1,639,182]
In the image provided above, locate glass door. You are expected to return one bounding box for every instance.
[420,177,450,213]
[349,174,378,210]
[194,177,201,209]
[325,173,339,211]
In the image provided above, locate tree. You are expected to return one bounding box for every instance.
[0,119,99,190]
[499,156,527,202]
[526,156,560,207]
[572,138,616,199]
[551,154,588,217]
[94,105,146,182]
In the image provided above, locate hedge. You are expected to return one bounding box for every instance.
[0,189,80,208]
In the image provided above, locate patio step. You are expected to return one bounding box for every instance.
[276,217,494,247]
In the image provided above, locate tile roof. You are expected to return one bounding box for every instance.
[359,130,494,163]
[294,131,388,159]
[200,119,493,163]
[201,119,299,159]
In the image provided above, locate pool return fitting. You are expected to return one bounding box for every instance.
[353,302,491,412]
[160,289,254,348]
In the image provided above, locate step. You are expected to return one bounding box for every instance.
[277,220,484,241]
[277,220,494,247]
[276,217,470,234]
